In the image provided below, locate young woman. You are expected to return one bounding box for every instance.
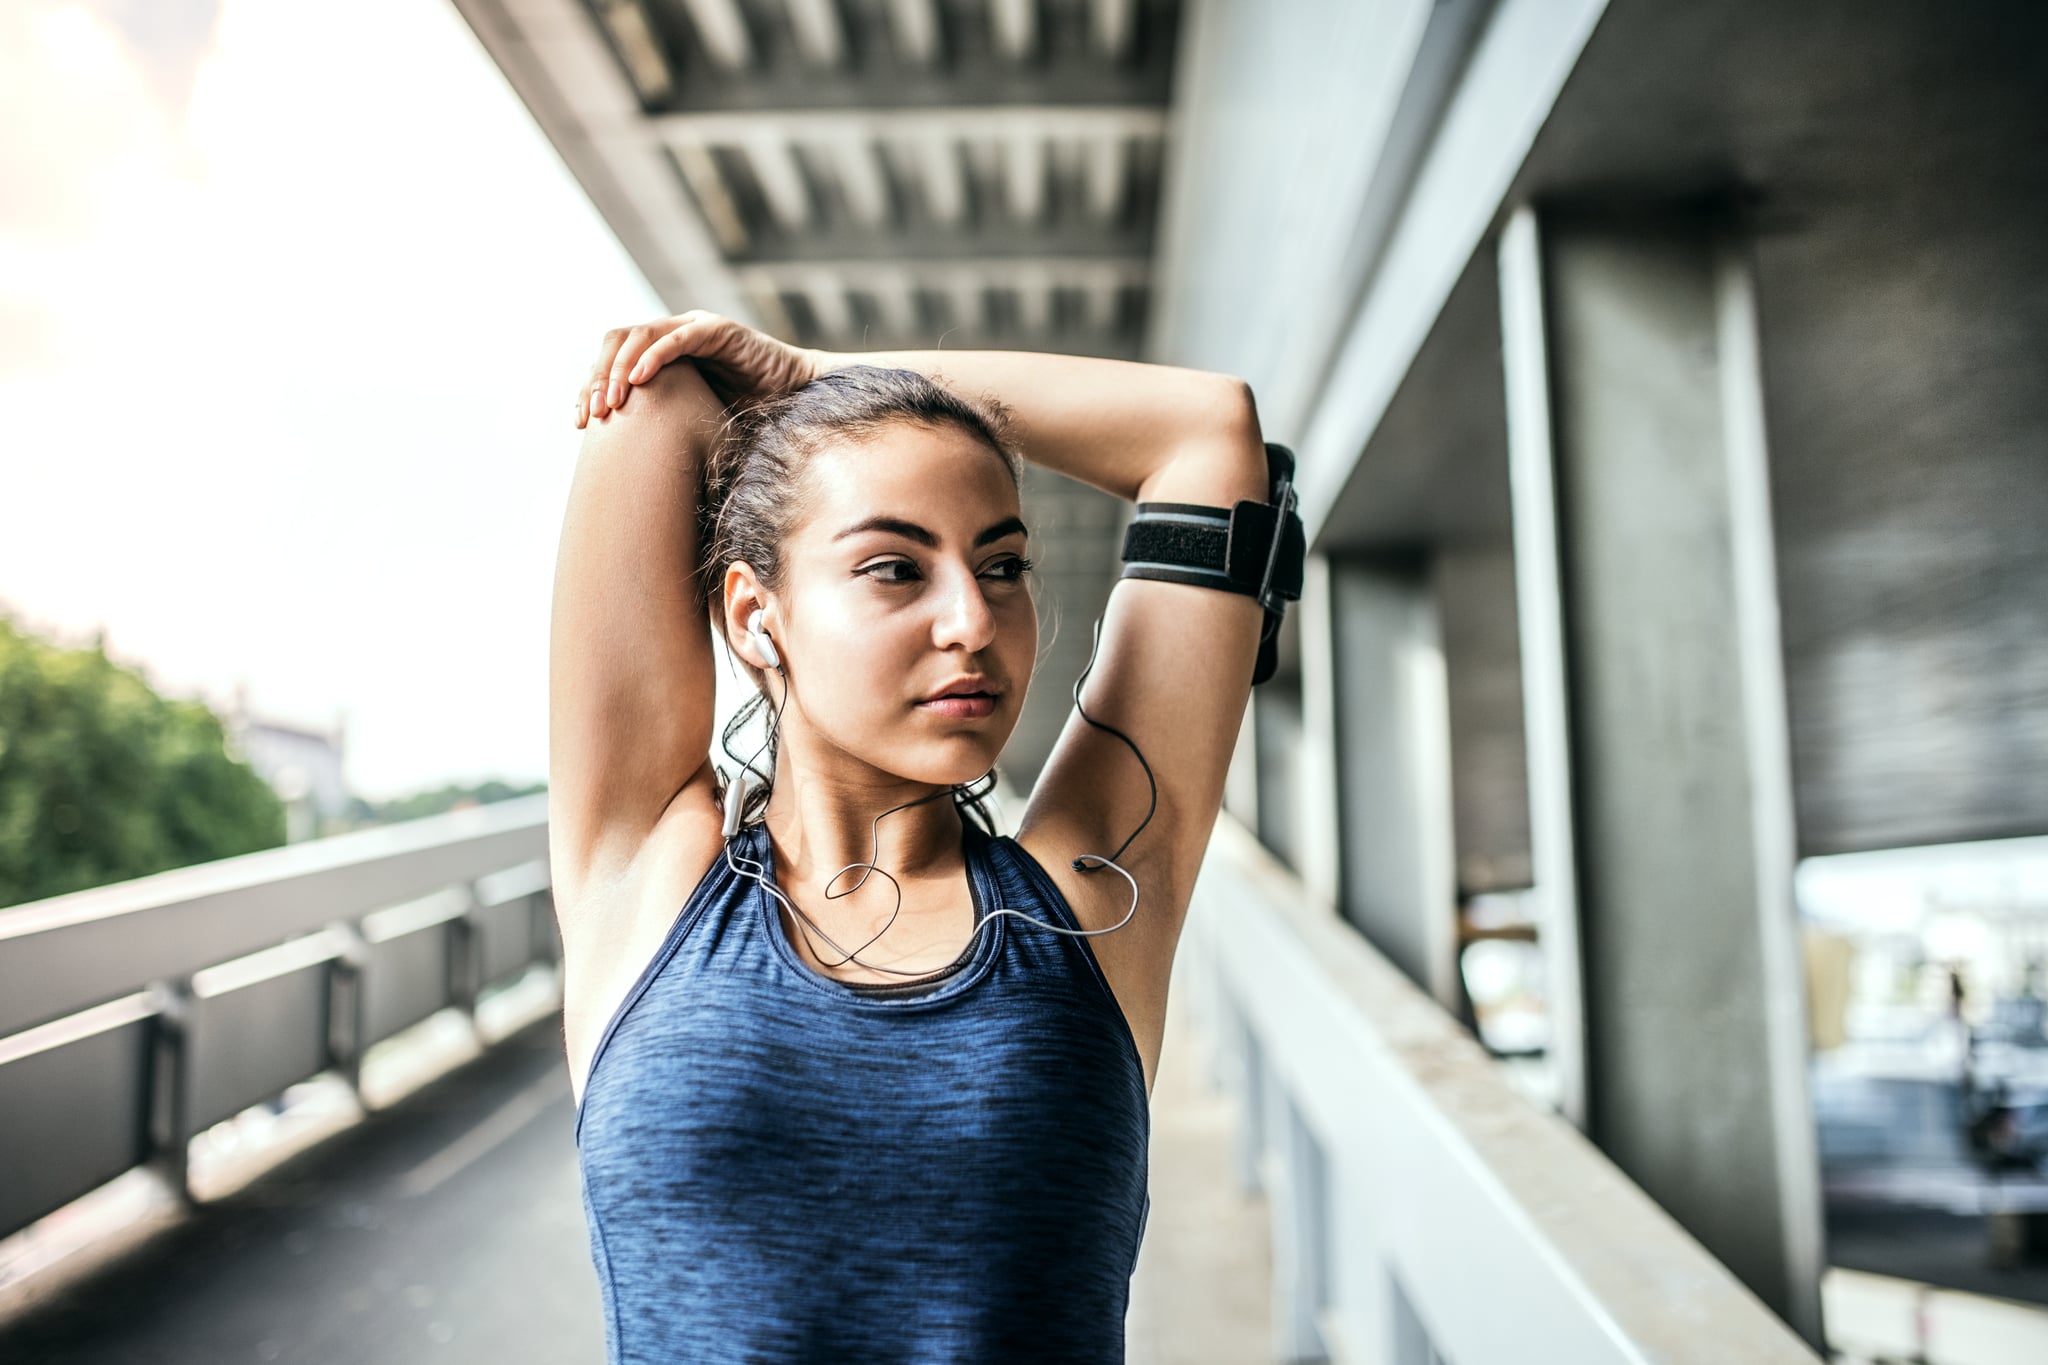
[552,310,1271,1363]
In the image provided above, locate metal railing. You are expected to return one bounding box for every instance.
[0,795,554,1240]
[1180,815,1823,1364]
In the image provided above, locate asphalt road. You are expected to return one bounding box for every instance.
[0,1018,605,1365]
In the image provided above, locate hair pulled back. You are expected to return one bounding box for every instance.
[698,364,1023,832]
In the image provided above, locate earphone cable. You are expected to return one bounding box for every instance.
[722,611,1152,982]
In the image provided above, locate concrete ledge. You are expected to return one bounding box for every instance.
[1185,815,1820,1363]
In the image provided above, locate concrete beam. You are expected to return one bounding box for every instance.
[885,0,940,66]
[1080,262,1123,332]
[652,105,1168,144]
[798,267,852,336]
[905,132,967,226]
[862,265,918,335]
[989,0,1037,61]
[593,0,676,100]
[1004,130,1047,221]
[741,131,815,230]
[1012,262,1053,333]
[820,131,893,227]
[742,280,797,339]
[734,256,1148,294]
[1083,131,1128,221]
[943,274,985,333]
[782,0,847,67]
[680,0,754,70]
[1090,0,1136,60]
[668,138,751,252]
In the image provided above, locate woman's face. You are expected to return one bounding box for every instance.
[764,420,1037,788]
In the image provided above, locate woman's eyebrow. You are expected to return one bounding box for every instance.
[832,515,1030,547]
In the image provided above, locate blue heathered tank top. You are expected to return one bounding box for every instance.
[573,817,1152,1364]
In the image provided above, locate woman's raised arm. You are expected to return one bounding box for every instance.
[548,359,728,909]
[816,348,1265,508]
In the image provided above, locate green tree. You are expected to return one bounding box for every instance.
[0,612,286,908]
[340,777,547,829]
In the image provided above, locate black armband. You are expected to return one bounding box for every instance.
[1118,442,1306,685]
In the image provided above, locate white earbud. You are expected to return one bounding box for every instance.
[721,766,749,838]
[746,608,781,671]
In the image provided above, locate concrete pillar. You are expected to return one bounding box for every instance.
[1249,556,1345,908]
[1252,688,1307,875]
[1504,203,1824,1344]
[1297,555,1345,915]
[1433,546,1533,899]
[1499,208,1591,1130]
[1325,557,1461,1011]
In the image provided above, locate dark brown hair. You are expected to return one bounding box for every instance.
[699,365,1023,830]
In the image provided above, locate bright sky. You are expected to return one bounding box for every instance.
[0,0,666,801]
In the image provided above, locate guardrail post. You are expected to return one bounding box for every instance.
[449,883,482,1023]
[144,977,196,1204]
[326,922,371,1098]
[530,888,560,967]
[1265,1077,1330,1364]
[1233,1002,1267,1197]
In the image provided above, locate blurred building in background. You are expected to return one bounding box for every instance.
[222,682,353,843]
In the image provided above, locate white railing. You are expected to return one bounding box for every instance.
[0,795,554,1240]
[1180,815,1821,1364]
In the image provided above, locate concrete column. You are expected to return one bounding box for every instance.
[1525,205,1824,1345]
[1433,546,1533,899]
[1498,207,1590,1130]
[1325,557,1461,1010]
[1252,688,1307,874]
[1250,555,1345,905]
[1296,555,1345,915]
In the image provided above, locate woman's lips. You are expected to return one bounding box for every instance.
[917,693,997,719]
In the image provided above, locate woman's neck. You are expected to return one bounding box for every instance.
[759,753,968,902]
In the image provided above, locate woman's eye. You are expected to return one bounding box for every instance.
[858,556,1031,585]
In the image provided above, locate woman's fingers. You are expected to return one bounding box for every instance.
[629,312,718,386]
[575,312,729,427]
[605,324,664,411]
[628,330,686,385]
[580,328,630,425]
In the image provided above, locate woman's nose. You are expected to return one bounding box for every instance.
[932,566,998,652]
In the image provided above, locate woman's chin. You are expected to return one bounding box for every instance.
[889,734,1012,790]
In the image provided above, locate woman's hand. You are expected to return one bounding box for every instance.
[576,310,823,427]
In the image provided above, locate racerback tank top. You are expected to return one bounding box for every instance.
[573,817,1152,1364]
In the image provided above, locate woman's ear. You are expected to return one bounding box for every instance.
[720,562,775,672]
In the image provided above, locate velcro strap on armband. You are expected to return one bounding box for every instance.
[1118,500,1304,608]
[1119,505,1240,593]
[1117,442,1307,686]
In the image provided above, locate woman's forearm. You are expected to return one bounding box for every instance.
[813,347,1268,507]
